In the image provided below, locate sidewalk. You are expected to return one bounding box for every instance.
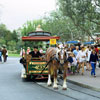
[67,67,100,92]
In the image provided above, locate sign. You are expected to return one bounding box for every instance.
[50,39,56,45]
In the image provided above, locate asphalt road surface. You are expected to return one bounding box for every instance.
[0,57,100,100]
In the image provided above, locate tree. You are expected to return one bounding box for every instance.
[0,23,19,51]
[8,41,16,51]
[0,24,7,37]
[57,0,100,42]
[12,30,19,42]
[43,10,84,41]
[19,20,43,36]
[19,11,84,41]
[0,38,6,47]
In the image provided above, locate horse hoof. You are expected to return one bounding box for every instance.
[53,87,58,90]
[47,81,52,86]
[47,84,52,87]
[62,88,67,90]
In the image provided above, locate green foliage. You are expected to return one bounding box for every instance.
[19,11,80,41]
[0,38,6,46]
[57,0,100,41]
[1,0,100,51]
[12,30,19,42]
[8,41,16,50]
[19,19,43,36]
[0,24,19,51]
[8,53,20,57]
[19,0,100,43]
[43,10,82,41]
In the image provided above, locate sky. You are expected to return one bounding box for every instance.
[0,0,56,30]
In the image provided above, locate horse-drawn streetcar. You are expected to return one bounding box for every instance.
[20,28,60,80]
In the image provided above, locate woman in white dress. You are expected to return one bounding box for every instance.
[86,46,92,71]
[76,46,86,75]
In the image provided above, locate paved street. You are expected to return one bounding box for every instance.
[67,67,100,91]
[0,57,100,100]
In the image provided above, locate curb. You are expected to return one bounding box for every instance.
[67,79,100,92]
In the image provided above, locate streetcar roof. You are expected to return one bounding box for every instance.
[22,36,60,41]
[22,31,60,41]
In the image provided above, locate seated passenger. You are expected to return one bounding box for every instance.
[29,46,42,58]
[39,48,44,53]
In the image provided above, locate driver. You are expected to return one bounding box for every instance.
[29,46,42,58]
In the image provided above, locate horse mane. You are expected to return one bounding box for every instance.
[46,47,57,62]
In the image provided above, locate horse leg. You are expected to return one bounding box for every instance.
[47,74,52,86]
[53,67,58,89]
[62,66,67,90]
[47,64,52,86]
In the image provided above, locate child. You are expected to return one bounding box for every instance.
[71,53,77,74]
[67,52,73,74]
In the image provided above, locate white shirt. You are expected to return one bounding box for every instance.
[76,50,86,62]
[86,50,92,61]
[72,57,77,66]
[59,44,64,48]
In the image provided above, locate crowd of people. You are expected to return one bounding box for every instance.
[20,44,100,77]
[0,46,8,63]
[66,45,99,77]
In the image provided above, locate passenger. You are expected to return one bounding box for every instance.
[20,48,25,57]
[29,46,42,58]
[20,48,22,56]
[39,48,43,53]
[27,47,31,54]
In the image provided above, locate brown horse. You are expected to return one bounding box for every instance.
[46,46,68,90]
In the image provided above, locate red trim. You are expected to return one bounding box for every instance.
[22,36,60,41]
[30,74,48,75]
[36,77,48,79]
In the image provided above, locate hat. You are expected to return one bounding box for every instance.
[3,45,6,48]
[34,46,38,49]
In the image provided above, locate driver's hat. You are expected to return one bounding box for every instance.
[34,46,38,49]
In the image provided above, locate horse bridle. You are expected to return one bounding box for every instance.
[56,48,68,65]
